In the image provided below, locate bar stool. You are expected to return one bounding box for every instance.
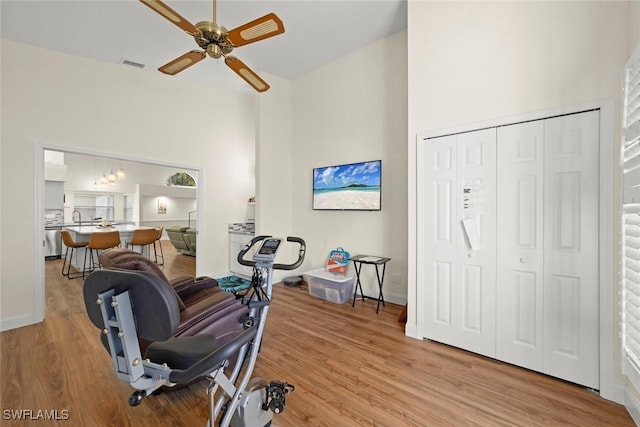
[60,230,88,279]
[154,226,165,265]
[127,228,160,263]
[83,230,121,278]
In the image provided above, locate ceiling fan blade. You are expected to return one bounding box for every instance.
[224,56,270,92]
[159,51,206,75]
[226,13,285,47]
[139,0,198,35]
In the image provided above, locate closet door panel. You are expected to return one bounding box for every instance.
[423,136,459,345]
[455,129,497,357]
[543,110,599,389]
[496,121,544,370]
[422,129,496,358]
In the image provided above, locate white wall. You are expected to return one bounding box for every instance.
[406,0,630,401]
[256,74,293,240]
[289,30,408,302]
[631,1,640,54]
[0,39,256,329]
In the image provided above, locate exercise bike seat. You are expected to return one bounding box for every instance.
[147,328,257,384]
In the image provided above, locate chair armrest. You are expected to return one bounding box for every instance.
[176,291,239,333]
[171,276,219,298]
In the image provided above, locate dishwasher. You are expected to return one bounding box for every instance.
[45,226,62,259]
[45,210,64,259]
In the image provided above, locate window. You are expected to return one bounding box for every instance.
[167,172,196,187]
[621,43,640,388]
[74,194,114,221]
[124,195,133,222]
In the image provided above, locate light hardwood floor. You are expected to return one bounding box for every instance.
[0,241,634,426]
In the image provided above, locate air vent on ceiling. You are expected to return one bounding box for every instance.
[120,59,146,69]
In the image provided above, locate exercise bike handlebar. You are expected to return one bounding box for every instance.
[237,235,306,270]
[274,237,306,271]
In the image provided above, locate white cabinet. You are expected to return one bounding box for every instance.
[229,232,254,278]
[420,110,600,388]
[44,181,64,210]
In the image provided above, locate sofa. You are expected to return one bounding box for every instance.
[166,226,197,256]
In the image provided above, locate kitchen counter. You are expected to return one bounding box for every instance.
[62,224,153,271]
[63,224,146,235]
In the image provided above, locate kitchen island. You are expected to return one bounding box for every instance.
[63,224,154,271]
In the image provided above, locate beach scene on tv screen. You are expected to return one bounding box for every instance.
[313,160,381,210]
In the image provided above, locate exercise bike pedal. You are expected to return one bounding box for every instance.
[229,377,271,427]
[262,381,295,414]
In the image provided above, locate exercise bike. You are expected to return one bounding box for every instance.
[83,235,306,427]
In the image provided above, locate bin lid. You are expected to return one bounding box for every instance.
[304,268,354,282]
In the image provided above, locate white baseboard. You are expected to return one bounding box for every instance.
[1,312,42,332]
[405,322,419,339]
[380,291,406,306]
[625,385,640,425]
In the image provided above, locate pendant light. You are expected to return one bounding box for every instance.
[100,159,108,187]
[92,159,98,189]
[108,168,117,184]
[117,165,126,180]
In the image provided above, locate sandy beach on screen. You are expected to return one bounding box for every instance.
[314,190,380,210]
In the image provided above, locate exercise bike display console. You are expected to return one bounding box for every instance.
[253,238,282,262]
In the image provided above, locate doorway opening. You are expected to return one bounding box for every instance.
[36,144,202,322]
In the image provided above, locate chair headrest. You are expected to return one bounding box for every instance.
[97,248,185,311]
[99,248,170,284]
[83,269,181,342]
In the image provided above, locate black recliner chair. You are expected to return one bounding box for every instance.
[83,236,306,427]
[97,248,248,354]
[83,268,257,405]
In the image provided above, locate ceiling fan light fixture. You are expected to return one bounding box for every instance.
[207,44,223,59]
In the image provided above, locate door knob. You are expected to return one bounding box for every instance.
[519,257,526,264]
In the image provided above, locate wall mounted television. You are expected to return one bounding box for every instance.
[313,160,381,211]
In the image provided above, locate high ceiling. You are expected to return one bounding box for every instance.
[1,0,407,94]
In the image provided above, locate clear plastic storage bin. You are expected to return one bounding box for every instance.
[303,268,356,304]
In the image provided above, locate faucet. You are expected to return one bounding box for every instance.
[72,209,82,226]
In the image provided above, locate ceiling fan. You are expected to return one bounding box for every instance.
[140,0,285,92]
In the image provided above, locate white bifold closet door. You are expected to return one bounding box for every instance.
[422,128,497,358]
[496,111,600,389]
[422,110,599,389]
[495,120,545,371]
